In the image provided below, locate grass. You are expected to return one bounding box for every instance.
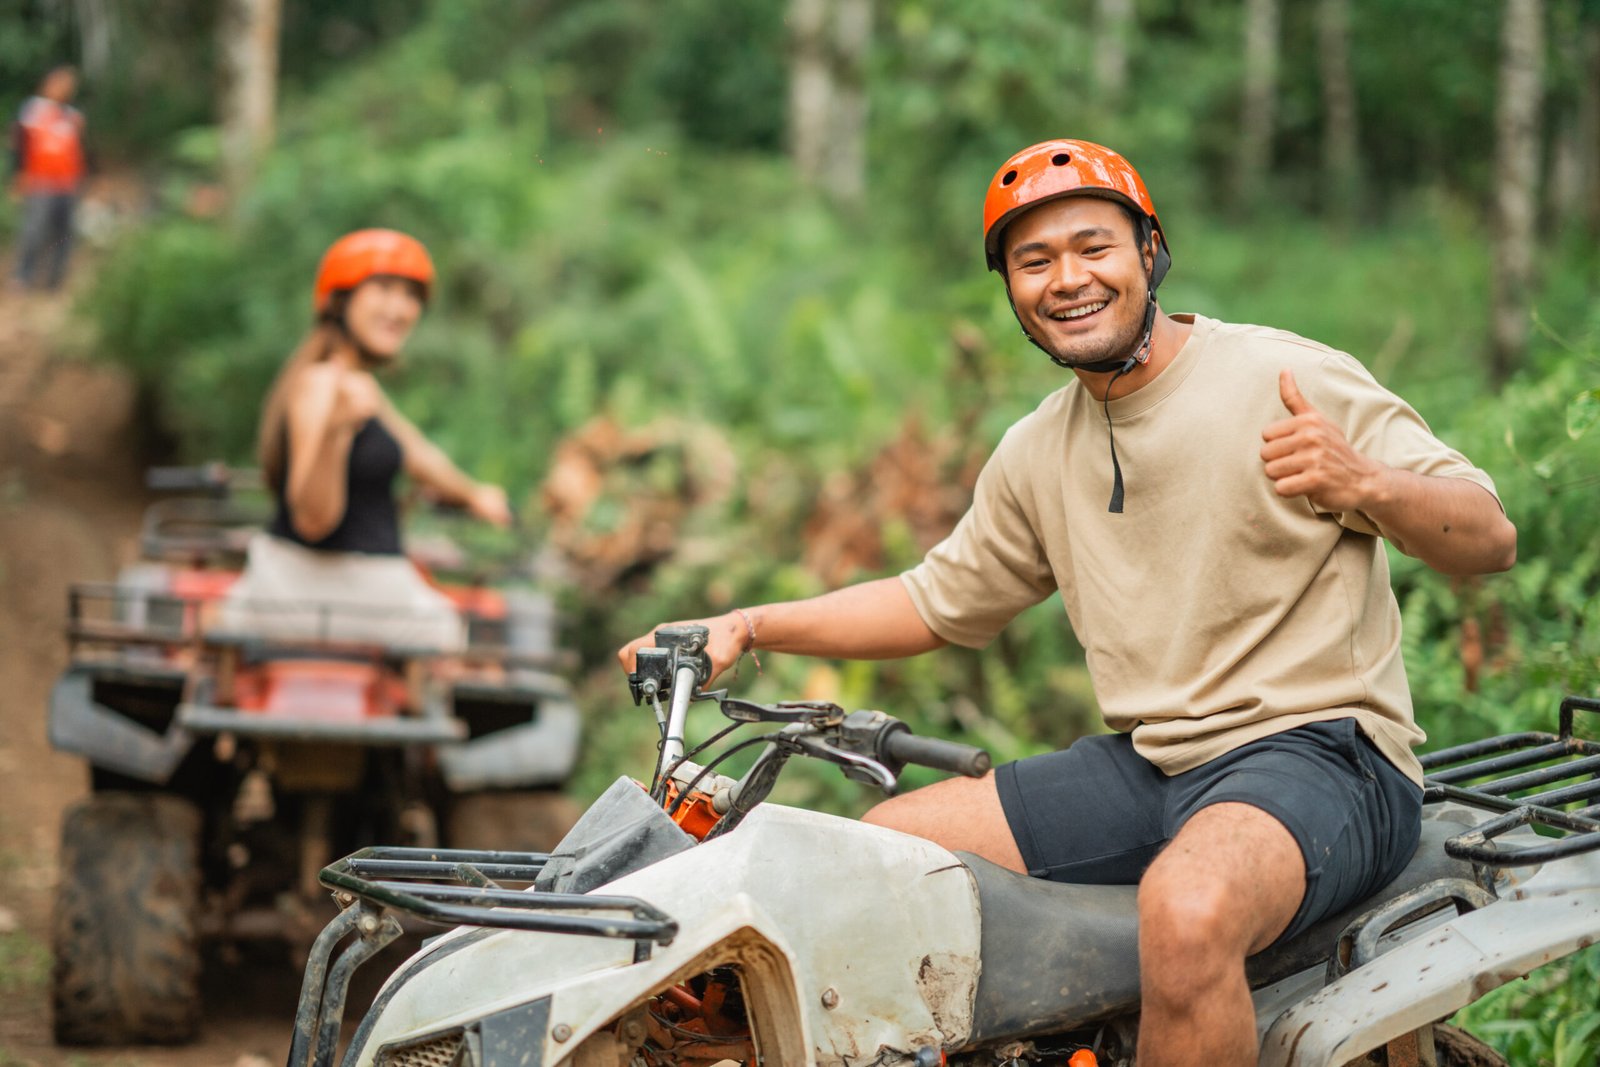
[0,930,49,996]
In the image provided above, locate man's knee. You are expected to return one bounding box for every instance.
[1139,868,1237,958]
[1138,803,1306,965]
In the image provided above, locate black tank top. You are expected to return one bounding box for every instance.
[270,417,403,555]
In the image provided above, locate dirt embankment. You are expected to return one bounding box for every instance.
[0,285,288,1067]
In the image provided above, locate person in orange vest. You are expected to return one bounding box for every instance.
[9,65,88,291]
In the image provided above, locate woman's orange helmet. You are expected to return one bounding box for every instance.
[313,229,435,312]
[982,139,1169,287]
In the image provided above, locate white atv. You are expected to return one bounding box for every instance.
[287,626,1600,1067]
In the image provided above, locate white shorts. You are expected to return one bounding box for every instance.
[217,533,465,652]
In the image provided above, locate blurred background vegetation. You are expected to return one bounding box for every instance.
[9,0,1600,1058]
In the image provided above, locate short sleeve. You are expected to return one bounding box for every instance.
[900,438,1056,648]
[1304,353,1502,538]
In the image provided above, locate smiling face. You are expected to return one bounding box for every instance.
[342,275,425,361]
[1001,196,1155,369]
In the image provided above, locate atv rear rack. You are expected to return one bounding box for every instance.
[288,846,678,1067]
[1420,695,1600,867]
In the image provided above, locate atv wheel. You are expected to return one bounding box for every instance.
[52,793,202,1045]
[447,789,581,853]
[1433,1024,1508,1067]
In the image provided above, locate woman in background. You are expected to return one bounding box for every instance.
[223,228,509,650]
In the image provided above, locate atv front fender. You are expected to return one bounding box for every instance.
[437,693,581,790]
[348,898,810,1067]
[48,666,194,784]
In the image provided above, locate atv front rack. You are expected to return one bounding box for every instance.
[320,845,677,947]
[1421,695,1600,867]
[288,846,678,1067]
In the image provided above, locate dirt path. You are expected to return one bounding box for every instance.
[0,283,290,1067]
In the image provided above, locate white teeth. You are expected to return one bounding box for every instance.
[1050,300,1107,321]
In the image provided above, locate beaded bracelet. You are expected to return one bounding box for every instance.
[732,606,762,675]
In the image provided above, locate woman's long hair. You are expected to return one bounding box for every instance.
[257,295,350,493]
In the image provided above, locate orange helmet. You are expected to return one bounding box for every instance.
[982,139,1169,286]
[313,229,435,313]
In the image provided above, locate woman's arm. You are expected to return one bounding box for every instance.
[282,364,376,541]
[377,396,511,526]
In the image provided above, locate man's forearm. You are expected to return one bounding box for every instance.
[744,577,947,660]
[1363,471,1516,576]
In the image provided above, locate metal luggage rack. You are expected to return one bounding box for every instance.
[1420,695,1600,867]
[288,846,679,1067]
[318,845,677,954]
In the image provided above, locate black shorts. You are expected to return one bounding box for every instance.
[994,717,1423,944]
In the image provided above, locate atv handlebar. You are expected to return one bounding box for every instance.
[880,726,991,778]
[146,463,261,495]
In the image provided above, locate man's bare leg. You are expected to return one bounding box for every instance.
[861,771,1027,873]
[1136,802,1306,1066]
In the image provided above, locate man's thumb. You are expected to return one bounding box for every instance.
[1279,369,1314,415]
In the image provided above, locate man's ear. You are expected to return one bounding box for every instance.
[1143,231,1160,275]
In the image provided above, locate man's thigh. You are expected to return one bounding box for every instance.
[862,770,1028,871]
[993,733,1170,882]
[1139,800,1305,955]
[1169,718,1423,945]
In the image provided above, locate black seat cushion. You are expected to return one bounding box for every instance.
[961,805,1485,1043]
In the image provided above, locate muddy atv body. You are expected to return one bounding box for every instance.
[46,467,582,1045]
[284,638,1600,1067]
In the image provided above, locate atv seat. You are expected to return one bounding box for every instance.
[959,804,1489,1044]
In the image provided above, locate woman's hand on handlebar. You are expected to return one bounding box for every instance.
[465,482,512,528]
[617,612,750,683]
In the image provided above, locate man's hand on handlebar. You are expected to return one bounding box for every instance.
[617,612,750,685]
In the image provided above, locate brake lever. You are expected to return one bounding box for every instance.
[789,733,899,792]
[720,698,845,726]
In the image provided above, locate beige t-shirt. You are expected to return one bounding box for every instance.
[901,314,1500,786]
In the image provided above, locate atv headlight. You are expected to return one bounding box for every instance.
[375,1027,471,1067]
[374,997,551,1067]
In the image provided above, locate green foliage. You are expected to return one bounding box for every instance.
[61,0,1600,1049]
[1454,946,1600,1066]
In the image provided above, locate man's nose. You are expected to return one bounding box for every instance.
[1046,254,1091,295]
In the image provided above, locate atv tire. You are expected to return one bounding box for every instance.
[1432,1024,1509,1066]
[447,789,581,853]
[52,793,203,1045]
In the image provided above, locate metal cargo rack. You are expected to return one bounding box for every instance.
[288,845,678,1067]
[1421,695,1600,866]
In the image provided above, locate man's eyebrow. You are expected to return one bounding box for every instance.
[1008,227,1122,262]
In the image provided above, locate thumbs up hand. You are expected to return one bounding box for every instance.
[1261,369,1388,512]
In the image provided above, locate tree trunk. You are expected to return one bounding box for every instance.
[1316,0,1360,222]
[825,0,870,210]
[71,0,115,81]
[789,0,831,191]
[1585,24,1600,236]
[1490,0,1545,383]
[788,0,870,210]
[218,0,282,203]
[1094,0,1135,106]
[1546,7,1583,227]
[1236,0,1280,210]
[1552,20,1600,236]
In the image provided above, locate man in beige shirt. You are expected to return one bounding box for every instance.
[620,139,1515,1065]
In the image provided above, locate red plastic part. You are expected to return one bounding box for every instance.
[232,660,406,721]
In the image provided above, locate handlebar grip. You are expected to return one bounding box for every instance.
[880,728,992,778]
